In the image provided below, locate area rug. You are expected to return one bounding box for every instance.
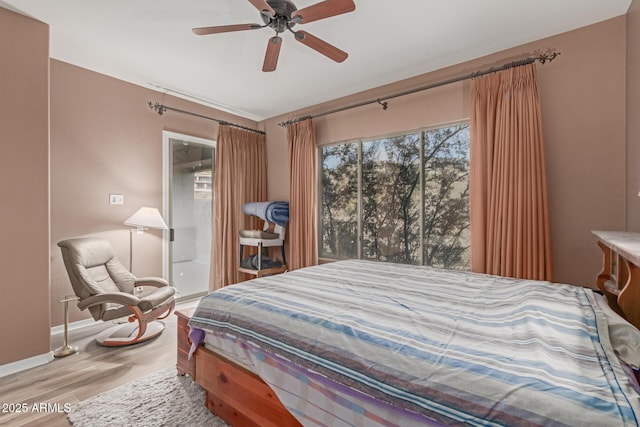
[68,367,229,427]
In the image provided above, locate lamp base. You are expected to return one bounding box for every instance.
[53,344,78,358]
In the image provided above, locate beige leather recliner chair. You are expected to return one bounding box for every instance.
[57,237,175,346]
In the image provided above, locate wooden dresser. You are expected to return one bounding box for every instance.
[592,230,640,329]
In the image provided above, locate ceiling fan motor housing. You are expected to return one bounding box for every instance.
[262,0,298,32]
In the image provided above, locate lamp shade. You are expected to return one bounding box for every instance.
[124,207,168,230]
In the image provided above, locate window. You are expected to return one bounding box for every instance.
[320,122,470,270]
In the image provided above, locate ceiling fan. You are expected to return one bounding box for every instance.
[193,0,356,72]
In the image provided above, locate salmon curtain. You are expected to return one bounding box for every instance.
[211,124,267,289]
[470,63,552,281]
[287,118,318,270]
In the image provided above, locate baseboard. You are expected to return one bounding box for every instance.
[0,318,96,378]
[50,318,96,336]
[0,351,54,378]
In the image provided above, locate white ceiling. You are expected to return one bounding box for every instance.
[0,0,631,121]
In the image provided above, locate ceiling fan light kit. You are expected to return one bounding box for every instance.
[193,0,355,72]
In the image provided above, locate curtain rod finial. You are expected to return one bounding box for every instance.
[148,101,167,116]
[537,50,561,65]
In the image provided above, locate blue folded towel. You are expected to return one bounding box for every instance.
[242,201,289,227]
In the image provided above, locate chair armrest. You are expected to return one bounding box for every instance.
[77,292,140,310]
[135,277,169,288]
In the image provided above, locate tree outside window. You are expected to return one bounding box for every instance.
[320,143,358,259]
[320,122,470,270]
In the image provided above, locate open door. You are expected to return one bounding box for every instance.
[163,131,215,299]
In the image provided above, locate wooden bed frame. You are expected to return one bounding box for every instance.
[176,309,301,427]
[192,345,301,427]
[176,231,640,426]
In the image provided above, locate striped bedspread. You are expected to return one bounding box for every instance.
[189,260,640,426]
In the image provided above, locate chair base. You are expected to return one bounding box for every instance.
[96,321,165,347]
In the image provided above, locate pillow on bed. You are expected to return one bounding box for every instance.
[593,293,640,369]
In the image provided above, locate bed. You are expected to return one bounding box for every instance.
[184,259,640,426]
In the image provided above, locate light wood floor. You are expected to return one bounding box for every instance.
[0,299,199,427]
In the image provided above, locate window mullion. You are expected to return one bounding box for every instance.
[316,145,322,260]
[357,140,363,259]
[419,131,425,266]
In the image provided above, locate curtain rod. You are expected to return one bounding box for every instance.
[148,102,265,135]
[278,50,561,127]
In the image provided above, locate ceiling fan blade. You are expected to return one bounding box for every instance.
[263,36,282,72]
[294,31,348,63]
[192,23,262,35]
[291,0,355,24]
[248,0,275,17]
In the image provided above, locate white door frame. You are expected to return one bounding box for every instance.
[162,130,216,284]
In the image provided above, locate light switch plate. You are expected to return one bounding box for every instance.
[109,194,124,205]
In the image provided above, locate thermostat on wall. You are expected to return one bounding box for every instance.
[109,194,124,205]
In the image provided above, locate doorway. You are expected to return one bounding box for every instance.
[163,131,215,299]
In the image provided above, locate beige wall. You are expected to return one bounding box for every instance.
[628,0,640,231]
[50,60,259,326]
[264,16,628,288]
[0,9,50,365]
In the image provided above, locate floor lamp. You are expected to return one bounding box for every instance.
[124,207,168,273]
